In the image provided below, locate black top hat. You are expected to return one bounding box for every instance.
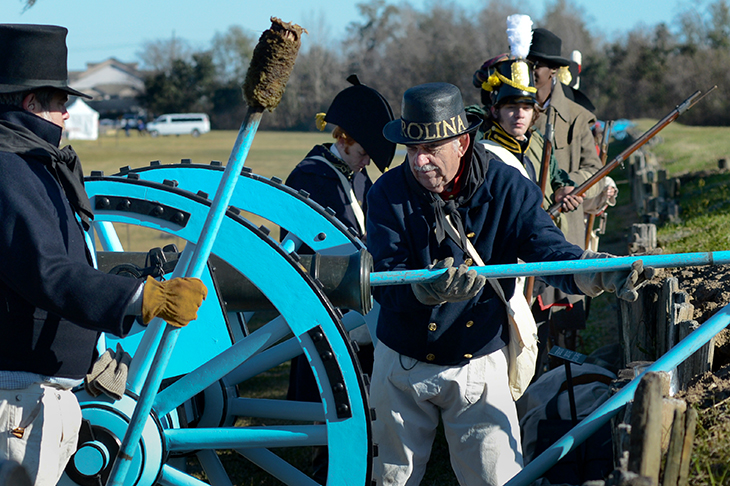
[527,28,570,67]
[487,59,537,107]
[324,74,396,172]
[383,83,481,145]
[0,24,91,99]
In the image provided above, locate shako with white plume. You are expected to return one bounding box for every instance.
[483,14,537,106]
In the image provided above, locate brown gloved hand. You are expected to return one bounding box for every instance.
[411,257,485,306]
[142,276,208,327]
[573,250,655,302]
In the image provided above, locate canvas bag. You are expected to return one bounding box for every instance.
[446,215,538,401]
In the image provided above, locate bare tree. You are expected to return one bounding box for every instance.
[211,25,255,85]
[474,0,532,59]
[137,33,194,73]
[539,0,596,58]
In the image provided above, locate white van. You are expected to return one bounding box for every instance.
[147,113,211,137]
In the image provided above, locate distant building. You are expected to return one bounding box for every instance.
[69,58,148,119]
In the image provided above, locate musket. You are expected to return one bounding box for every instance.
[584,120,613,249]
[525,86,556,300]
[547,85,718,219]
[537,105,554,197]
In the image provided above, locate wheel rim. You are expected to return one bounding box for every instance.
[63,176,373,486]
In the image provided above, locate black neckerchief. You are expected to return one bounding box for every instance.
[0,106,94,230]
[404,137,489,252]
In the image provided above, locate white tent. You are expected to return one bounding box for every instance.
[65,98,99,140]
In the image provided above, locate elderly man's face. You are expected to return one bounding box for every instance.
[406,133,469,193]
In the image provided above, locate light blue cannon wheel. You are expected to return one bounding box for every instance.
[110,161,365,255]
[62,176,373,486]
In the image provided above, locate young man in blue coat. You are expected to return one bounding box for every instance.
[284,75,396,483]
[366,82,650,486]
[0,24,207,486]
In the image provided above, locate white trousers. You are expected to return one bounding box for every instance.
[0,383,82,486]
[371,343,523,486]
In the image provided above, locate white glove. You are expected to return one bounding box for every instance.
[573,250,655,302]
[412,257,486,305]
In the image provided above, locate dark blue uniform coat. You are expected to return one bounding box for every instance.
[366,142,584,366]
[0,107,141,380]
[284,144,371,240]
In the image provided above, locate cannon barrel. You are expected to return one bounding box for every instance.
[96,249,372,315]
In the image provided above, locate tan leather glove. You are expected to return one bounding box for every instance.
[411,257,486,305]
[573,250,655,302]
[85,343,131,400]
[142,276,208,327]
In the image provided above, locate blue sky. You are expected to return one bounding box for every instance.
[6,0,691,71]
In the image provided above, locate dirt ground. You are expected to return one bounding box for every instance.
[652,264,730,483]
[650,263,730,396]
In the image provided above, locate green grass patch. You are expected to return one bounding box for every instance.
[657,171,730,252]
[633,119,730,176]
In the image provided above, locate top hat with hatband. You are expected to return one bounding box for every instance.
[0,24,91,99]
[383,82,481,145]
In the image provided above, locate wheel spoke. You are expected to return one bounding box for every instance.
[229,397,324,422]
[236,448,320,486]
[195,450,233,486]
[159,464,212,486]
[154,317,291,417]
[166,424,327,451]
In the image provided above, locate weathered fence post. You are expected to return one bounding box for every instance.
[661,407,685,486]
[628,372,665,484]
[628,224,657,255]
[677,408,698,486]
[677,319,714,389]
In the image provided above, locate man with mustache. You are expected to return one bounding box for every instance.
[366,82,650,486]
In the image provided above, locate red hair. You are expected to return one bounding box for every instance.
[332,126,356,147]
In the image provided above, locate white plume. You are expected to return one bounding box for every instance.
[506,14,533,59]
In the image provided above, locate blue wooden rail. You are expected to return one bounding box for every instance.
[370,251,730,286]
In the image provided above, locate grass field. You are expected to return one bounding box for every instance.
[632,119,730,176]
[74,130,336,180]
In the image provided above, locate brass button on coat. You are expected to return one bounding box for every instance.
[464,354,473,359]
[426,353,436,361]
[465,320,474,328]
[464,257,473,266]
[467,232,475,238]
[428,322,437,331]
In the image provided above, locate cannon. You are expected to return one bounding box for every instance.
[58,163,376,486]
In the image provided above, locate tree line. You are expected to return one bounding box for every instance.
[133,0,730,129]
